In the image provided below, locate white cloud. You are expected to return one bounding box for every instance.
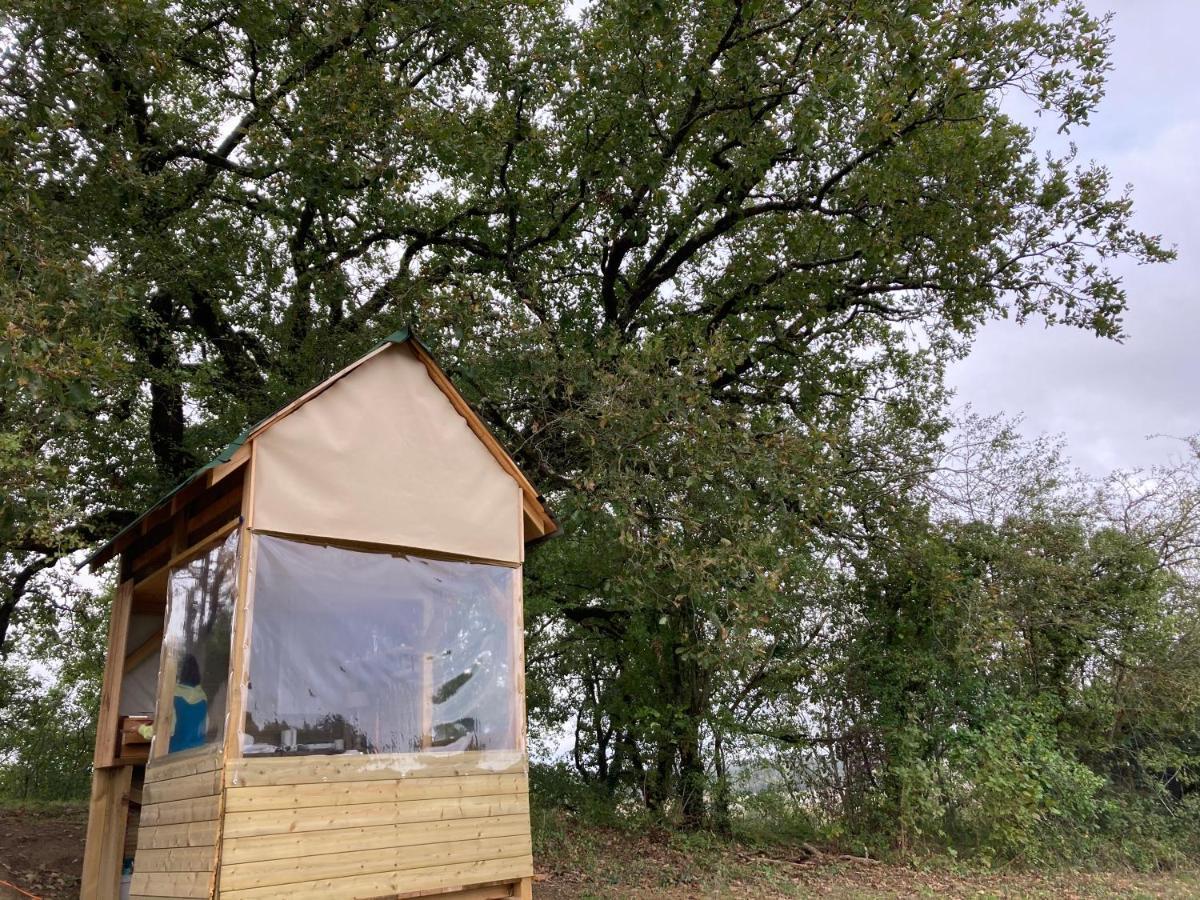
[947,0,1200,475]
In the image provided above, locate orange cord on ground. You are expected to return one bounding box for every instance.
[0,879,42,899]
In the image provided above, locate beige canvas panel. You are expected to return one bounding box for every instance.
[252,343,522,563]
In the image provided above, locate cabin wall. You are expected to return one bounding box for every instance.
[130,751,224,899]
[215,751,532,899]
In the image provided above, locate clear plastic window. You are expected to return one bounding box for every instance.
[158,529,239,755]
[242,534,519,756]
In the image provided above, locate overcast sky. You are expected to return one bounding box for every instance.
[947,0,1199,476]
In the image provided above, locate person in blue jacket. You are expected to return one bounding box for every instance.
[168,653,208,753]
[134,653,209,752]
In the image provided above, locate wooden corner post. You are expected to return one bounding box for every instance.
[81,577,135,900]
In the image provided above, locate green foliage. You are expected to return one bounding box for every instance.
[0,575,108,802]
[0,664,97,801]
[928,706,1107,864]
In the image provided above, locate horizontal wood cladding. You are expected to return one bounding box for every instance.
[221,814,529,866]
[135,845,218,873]
[222,791,531,839]
[225,749,525,787]
[139,794,221,828]
[145,749,222,783]
[217,752,532,899]
[136,820,221,850]
[220,832,532,892]
[129,868,212,899]
[220,855,533,900]
[409,886,521,900]
[132,753,224,900]
[144,768,222,805]
[224,772,526,813]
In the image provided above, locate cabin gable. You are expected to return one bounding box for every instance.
[251,343,523,563]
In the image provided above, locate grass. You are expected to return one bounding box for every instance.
[530,806,1200,899]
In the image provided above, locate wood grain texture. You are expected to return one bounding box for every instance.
[222,792,530,839]
[143,768,222,805]
[220,814,529,865]
[219,854,533,900]
[220,833,532,891]
[135,846,220,874]
[223,447,255,764]
[139,794,221,828]
[128,870,212,898]
[225,750,525,787]
[145,749,222,783]
[94,580,134,768]
[135,820,220,850]
[223,772,526,813]
[397,884,518,900]
[134,756,224,898]
[217,756,532,897]
[81,765,133,900]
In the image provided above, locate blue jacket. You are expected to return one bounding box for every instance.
[169,684,208,753]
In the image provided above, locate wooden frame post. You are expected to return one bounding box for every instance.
[82,577,135,899]
[80,765,134,900]
[223,442,256,764]
[93,579,133,768]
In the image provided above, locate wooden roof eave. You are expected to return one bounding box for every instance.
[85,451,250,573]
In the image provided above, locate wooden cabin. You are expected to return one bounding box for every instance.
[80,331,557,900]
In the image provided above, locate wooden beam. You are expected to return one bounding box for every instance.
[89,458,230,574]
[94,579,134,769]
[246,528,521,569]
[131,518,242,597]
[81,765,133,900]
[209,445,250,486]
[223,442,257,764]
[171,508,189,557]
[522,500,546,543]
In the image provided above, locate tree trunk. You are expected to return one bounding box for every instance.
[712,728,732,836]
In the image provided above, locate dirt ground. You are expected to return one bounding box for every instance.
[1,804,1198,900]
[0,806,87,900]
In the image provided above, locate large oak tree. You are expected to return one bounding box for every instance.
[0,0,1170,823]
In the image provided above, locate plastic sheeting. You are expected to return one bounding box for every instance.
[242,534,518,756]
[251,343,523,563]
[157,529,239,756]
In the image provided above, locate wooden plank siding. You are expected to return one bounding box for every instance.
[131,752,224,900]
[216,752,532,899]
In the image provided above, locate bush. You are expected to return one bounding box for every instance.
[942,710,1106,865]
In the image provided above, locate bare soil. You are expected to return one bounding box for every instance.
[0,805,86,900]
[0,804,1197,899]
